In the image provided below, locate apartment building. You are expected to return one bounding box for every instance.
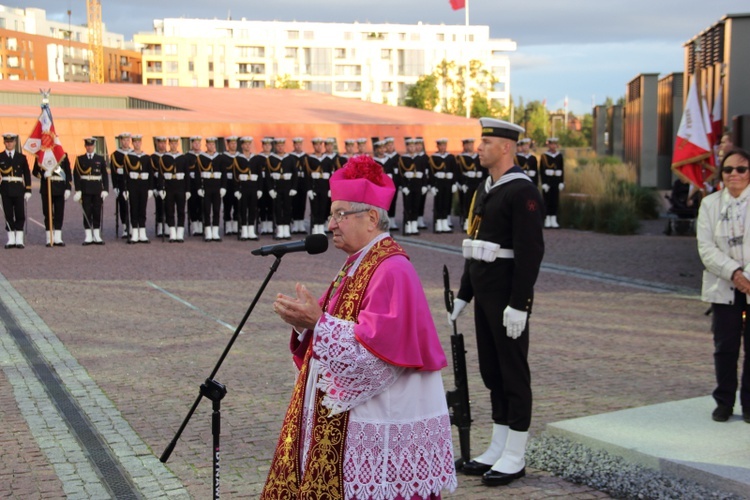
[0,4,140,83]
[134,18,515,109]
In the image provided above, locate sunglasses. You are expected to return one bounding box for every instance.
[721,166,750,175]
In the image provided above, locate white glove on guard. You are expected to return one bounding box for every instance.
[449,298,469,323]
[503,306,528,339]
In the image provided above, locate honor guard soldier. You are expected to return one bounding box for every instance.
[266,138,299,239]
[257,137,275,235]
[337,138,356,168]
[219,136,240,236]
[234,136,261,240]
[398,137,423,235]
[540,137,564,228]
[74,137,109,245]
[356,137,368,155]
[157,136,190,242]
[32,152,72,246]
[457,138,484,232]
[430,138,458,233]
[0,133,31,248]
[383,136,400,231]
[184,135,204,236]
[290,137,308,234]
[414,137,431,229]
[516,138,539,186]
[303,137,330,235]
[197,137,226,241]
[451,118,544,487]
[110,132,132,238]
[151,136,168,237]
[124,134,155,243]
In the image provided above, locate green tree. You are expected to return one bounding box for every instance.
[404,74,440,111]
[274,74,301,89]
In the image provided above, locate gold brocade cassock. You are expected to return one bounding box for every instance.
[261,237,407,500]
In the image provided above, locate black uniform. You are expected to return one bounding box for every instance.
[516,152,539,187]
[457,167,545,431]
[398,153,423,232]
[457,152,485,226]
[290,151,308,233]
[184,151,203,234]
[0,149,31,232]
[197,152,225,236]
[384,151,401,225]
[415,151,430,227]
[234,152,263,238]
[304,153,331,228]
[155,151,189,232]
[33,157,72,233]
[218,151,239,234]
[74,151,109,230]
[429,152,458,231]
[257,151,274,232]
[540,151,564,218]
[267,152,298,236]
[124,151,155,235]
[110,147,131,234]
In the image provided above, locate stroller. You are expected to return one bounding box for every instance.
[664,180,700,236]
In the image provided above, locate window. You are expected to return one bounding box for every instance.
[147,78,163,85]
[287,30,299,40]
[164,44,178,55]
[285,47,297,58]
[335,81,361,92]
[165,61,178,73]
[344,32,353,41]
[398,33,406,41]
[166,78,179,86]
[208,62,214,72]
[493,82,506,92]
[334,64,361,76]
[335,48,346,59]
[0,19,5,29]
[303,31,314,40]
[237,46,265,58]
[251,80,265,88]
[437,33,445,41]
[7,56,18,68]
[188,61,194,72]
[7,38,17,50]
[381,49,391,60]
[146,61,162,72]
[410,33,420,41]
[239,63,265,74]
[381,81,393,92]
[190,44,197,57]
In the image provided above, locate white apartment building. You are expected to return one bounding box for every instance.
[134,18,516,109]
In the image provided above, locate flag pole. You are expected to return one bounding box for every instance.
[464,0,470,119]
[47,176,54,246]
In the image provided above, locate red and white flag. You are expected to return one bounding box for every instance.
[671,76,715,189]
[701,84,715,167]
[711,78,724,165]
[449,0,465,10]
[23,103,65,171]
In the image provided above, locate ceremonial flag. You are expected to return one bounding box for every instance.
[701,84,715,166]
[449,0,465,10]
[712,78,724,142]
[671,77,715,189]
[23,99,65,172]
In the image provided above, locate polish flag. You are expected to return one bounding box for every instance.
[23,103,66,171]
[711,78,724,143]
[671,77,715,189]
[449,0,465,10]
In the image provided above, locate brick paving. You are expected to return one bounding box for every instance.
[0,190,711,499]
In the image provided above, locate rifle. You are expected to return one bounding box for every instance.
[443,264,472,470]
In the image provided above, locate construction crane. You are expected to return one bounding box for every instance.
[87,0,104,83]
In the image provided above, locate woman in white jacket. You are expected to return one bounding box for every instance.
[697,148,750,423]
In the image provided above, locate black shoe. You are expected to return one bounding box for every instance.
[481,467,525,486]
[743,409,750,423]
[712,404,732,422]
[460,460,492,476]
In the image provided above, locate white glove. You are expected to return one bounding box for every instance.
[123,191,129,200]
[220,188,227,197]
[185,191,191,201]
[402,187,410,196]
[307,190,315,200]
[461,184,468,193]
[256,190,263,199]
[542,184,550,193]
[452,184,458,193]
[449,298,469,323]
[559,183,565,191]
[430,186,438,196]
[289,189,298,197]
[101,191,109,200]
[421,186,428,195]
[64,189,71,200]
[269,189,277,199]
[197,189,205,197]
[73,191,82,202]
[159,190,166,199]
[503,306,528,339]
[24,192,32,201]
[114,188,120,196]
[148,190,154,199]
[44,169,52,178]
[327,190,331,197]
[234,191,242,200]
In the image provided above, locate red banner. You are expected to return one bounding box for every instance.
[23,104,65,171]
[449,0,466,10]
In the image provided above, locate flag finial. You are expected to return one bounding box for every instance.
[39,88,50,105]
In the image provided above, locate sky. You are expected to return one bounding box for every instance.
[21,0,750,115]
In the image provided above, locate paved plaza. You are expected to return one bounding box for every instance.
[1,191,725,498]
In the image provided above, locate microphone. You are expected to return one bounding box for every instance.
[251,233,328,257]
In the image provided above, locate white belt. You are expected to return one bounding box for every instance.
[465,171,477,178]
[140,173,149,180]
[116,168,124,175]
[81,175,102,181]
[270,173,281,180]
[129,172,139,179]
[311,172,321,179]
[545,169,554,176]
[527,171,536,177]
[446,173,454,179]
[298,172,305,178]
[434,172,446,179]
[462,239,514,262]
[50,177,65,182]
[416,171,424,178]
[3,176,23,182]
[239,174,249,181]
[163,173,174,180]
[282,173,293,180]
[226,173,233,179]
[189,172,195,178]
[403,171,415,179]
[176,173,185,180]
[322,173,330,179]
[555,170,562,176]
[201,172,222,179]
[154,172,159,178]
[387,173,393,179]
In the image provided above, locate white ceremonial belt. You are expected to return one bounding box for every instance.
[175,173,185,180]
[322,173,330,179]
[545,169,554,176]
[140,173,149,180]
[270,173,281,180]
[462,238,514,262]
[80,175,102,181]
[298,172,305,177]
[387,173,393,178]
[50,177,65,182]
[189,173,195,178]
[528,171,536,177]
[200,172,213,178]
[3,176,23,182]
[238,174,249,181]
[250,174,258,181]
[213,172,222,179]
[477,172,483,178]
[129,172,139,179]
[464,171,477,178]
[163,173,174,180]
[446,173,453,179]
[434,172,446,179]
[116,168,124,175]
[226,173,233,179]
[403,171,415,179]
[282,173,293,180]
[555,170,562,176]
[311,172,321,179]
[416,171,424,178]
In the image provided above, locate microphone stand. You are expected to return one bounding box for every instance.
[160,254,283,500]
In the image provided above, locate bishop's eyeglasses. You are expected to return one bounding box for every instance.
[327,209,369,225]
